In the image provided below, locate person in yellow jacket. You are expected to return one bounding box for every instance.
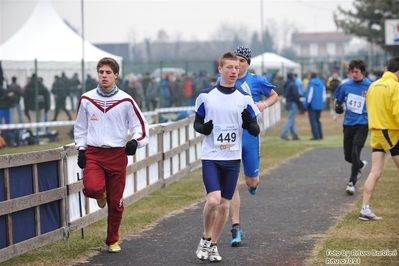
[359,56,399,221]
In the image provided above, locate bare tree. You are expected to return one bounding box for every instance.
[157,29,169,42]
[127,27,138,61]
[264,18,298,53]
[210,22,250,43]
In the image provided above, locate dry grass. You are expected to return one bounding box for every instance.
[304,156,399,266]
[3,109,399,265]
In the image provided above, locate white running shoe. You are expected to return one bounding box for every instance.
[208,245,222,262]
[357,160,368,180]
[346,182,355,195]
[196,238,211,260]
[359,209,382,221]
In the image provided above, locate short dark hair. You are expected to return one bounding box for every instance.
[97,57,119,74]
[287,73,294,79]
[348,59,367,73]
[386,56,399,73]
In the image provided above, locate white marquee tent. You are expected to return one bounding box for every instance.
[249,52,301,78]
[0,0,122,94]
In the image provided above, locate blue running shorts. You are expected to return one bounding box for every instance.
[201,159,240,200]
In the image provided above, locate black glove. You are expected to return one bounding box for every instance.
[241,109,252,129]
[77,150,86,169]
[203,120,213,135]
[335,102,344,114]
[125,139,138,155]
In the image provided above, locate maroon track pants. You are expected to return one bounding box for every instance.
[82,146,127,246]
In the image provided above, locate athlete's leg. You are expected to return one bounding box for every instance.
[212,160,239,244]
[343,126,354,164]
[362,151,385,206]
[103,148,127,246]
[350,125,369,185]
[229,179,241,225]
[245,175,260,189]
[82,147,106,199]
[349,144,362,185]
[242,131,260,190]
[203,190,221,238]
[211,197,231,243]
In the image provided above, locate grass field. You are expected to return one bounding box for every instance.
[2,109,399,265]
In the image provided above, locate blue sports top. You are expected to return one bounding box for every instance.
[333,79,372,126]
[217,71,276,102]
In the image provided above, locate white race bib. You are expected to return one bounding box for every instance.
[346,93,365,114]
[213,124,239,150]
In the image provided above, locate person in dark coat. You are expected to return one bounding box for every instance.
[280,73,302,140]
[8,76,24,123]
[52,75,72,121]
[23,74,50,128]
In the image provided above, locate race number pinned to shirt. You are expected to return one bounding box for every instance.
[213,124,239,150]
[347,93,365,114]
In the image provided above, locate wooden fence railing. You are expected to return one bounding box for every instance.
[0,101,281,263]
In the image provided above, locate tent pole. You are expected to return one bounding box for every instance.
[34,59,39,140]
[260,0,264,76]
[81,0,85,95]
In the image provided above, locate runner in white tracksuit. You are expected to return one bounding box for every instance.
[74,57,149,252]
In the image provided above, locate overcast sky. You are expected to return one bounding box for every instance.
[0,0,355,45]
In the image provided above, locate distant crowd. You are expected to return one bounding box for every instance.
[117,70,216,111]
[0,61,386,149]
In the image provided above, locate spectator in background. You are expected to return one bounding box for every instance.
[52,75,72,121]
[192,70,211,105]
[0,84,17,147]
[146,76,160,111]
[304,72,326,140]
[367,70,377,82]
[0,84,15,125]
[61,72,70,109]
[8,76,24,123]
[160,73,171,107]
[281,73,302,141]
[22,77,31,122]
[0,61,4,88]
[341,69,353,84]
[182,73,193,106]
[271,71,283,96]
[302,72,311,94]
[39,77,50,134]
[294,73,303,97]
[126,74,145,109]
[326,70,342,120]
[23,74,50,131]
[68,73,82,111]
[141,72,151,110]
[85,74,97,92]
[170,73,185,107]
